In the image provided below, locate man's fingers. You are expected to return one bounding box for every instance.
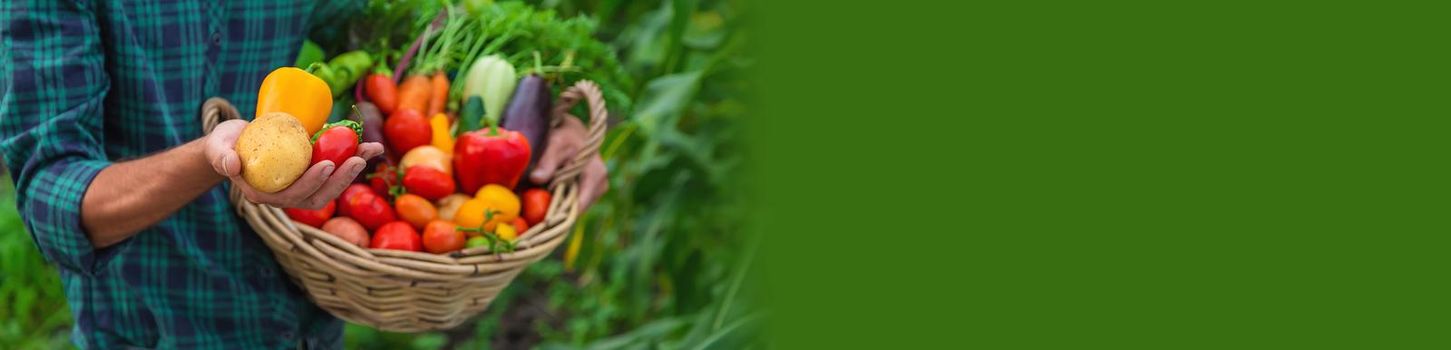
[303,157,368,208]
[206,120,248,177]
[578,157,608,212]
[531,135,578,185]
[357,142,385,160]
[214,152,241,177]
[270,161,336,204]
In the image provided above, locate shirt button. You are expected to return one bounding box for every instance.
[259,267,275,278]
[211,32,221,45]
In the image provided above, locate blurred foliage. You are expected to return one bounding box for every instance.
[0,0,753,349]
[0,174,76,349]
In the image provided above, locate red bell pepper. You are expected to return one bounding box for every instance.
[453,123,531,194]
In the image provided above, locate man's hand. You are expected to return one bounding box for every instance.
[204,119,384,209]
[530,116,609,212]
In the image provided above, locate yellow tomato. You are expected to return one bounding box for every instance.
[454,185,520,231]
[496,223,518,242]
[453,198,488,229]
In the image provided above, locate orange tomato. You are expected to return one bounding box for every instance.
[421,220,465,254]
[394,194,438,230]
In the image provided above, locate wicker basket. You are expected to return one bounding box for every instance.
[200,81,608,332]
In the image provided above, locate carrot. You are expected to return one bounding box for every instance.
[426,71,449,117]
[397,75,431,115]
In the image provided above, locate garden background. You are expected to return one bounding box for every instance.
[0,0,756,349]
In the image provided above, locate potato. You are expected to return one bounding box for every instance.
[321,217,370,247]
[236,112,313,193]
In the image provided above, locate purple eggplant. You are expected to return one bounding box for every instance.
[500,74,552,172]
[350,101,389,180]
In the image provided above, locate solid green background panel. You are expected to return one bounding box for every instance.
[754,0,1450,348]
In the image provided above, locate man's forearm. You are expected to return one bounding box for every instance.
[81,138,225,248]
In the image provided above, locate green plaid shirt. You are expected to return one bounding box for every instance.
[1,1,358,348]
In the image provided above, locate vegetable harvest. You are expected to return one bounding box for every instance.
[258,1,623,256]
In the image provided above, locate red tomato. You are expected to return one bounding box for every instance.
[421,220,465,254]
[511,217,530,236]
[284,200,335,228]
[339,184,397,231]
[521,188,551,226]
[403,166,455,201]
[337,184,371,217]
[368,164,400,200]
[384,109,432,155]
[310,122,360,167]
[369,221,422,251]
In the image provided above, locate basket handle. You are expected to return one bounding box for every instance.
[548,80,609,188]
[200,97,240,135]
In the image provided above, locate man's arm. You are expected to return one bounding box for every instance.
[79,139,222,247]
[3,1,381,266]
[80,123,382,249]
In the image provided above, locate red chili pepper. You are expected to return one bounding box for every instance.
[365,72,398,114]
[453,124,531,194]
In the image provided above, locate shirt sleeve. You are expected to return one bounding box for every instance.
[0,0,120,276]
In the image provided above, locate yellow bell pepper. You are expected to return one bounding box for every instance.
[430,113,455,154]
[256,67,332,135]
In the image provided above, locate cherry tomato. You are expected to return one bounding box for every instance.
[310,120,361,167]
[368,164,400,200]
[369,221,421,251]
[453,194,517,232]
[384,109,431,155]
[421,220,465,254]
[339,184,397,231]
[496,223,518,241]
[394,194,438,230]
[403,166,455,201]
[284,200,335,228]
[511,217,530,236]
[336,184,371,217]
[464,184,519,231]
[521,188,550,226]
